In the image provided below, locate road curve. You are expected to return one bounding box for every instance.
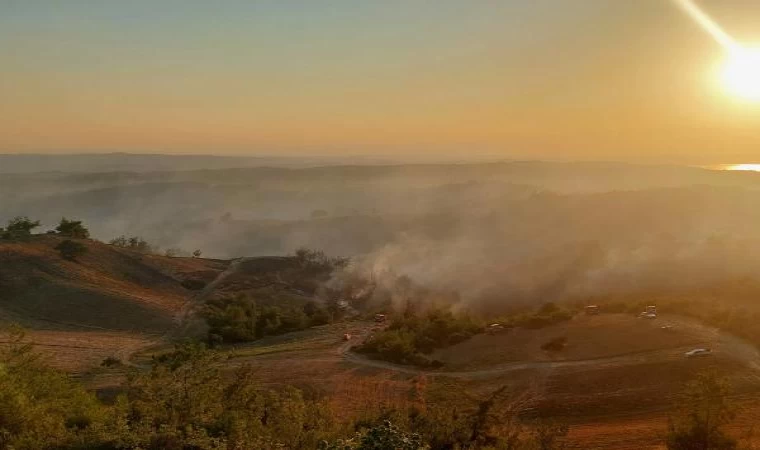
[338,317,760,379]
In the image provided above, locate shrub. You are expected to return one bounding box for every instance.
[355,310,481,366]
[541,336,568,352]
[181,279,207,291]
[55,217,90,239]
[101,356,122,367]
[203,295,325,343]
[55,239,88,261]
[109,235,156,254]
[666,370,736,450]
[1,216,40,240]
[321,420,427,450]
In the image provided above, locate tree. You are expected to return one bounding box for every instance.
[666,369,737,450]
[109,235,155,254]
[2,216,40,240]
[192,249,202,258]
[55,218,89,239]
[55,239,88,261]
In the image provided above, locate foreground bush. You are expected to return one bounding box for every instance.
[0,333,341,449]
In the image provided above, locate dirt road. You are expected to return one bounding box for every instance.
[338,316,760,379]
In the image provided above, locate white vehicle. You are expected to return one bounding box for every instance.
[685,348,712,358]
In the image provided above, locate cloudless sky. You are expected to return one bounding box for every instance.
[2,0,760,164]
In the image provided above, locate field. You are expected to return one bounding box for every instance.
[201,314,760,449]
[4,237,760,448]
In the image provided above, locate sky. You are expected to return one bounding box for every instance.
[1,0,760,164]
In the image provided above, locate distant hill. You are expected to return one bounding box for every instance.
[0,153,399,174]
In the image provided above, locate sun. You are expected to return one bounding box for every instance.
[720,46,760,102]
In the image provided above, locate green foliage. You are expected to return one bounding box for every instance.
[295,247,349,274]
[181,279,207,291]
[355,310,481,366]
[366,387,569,450]
[666,369,737,450]
[0,216,40,240]
[0,326,106,449]
[0,335,340,449]
[55,217,90,239]
[0,327,577,449]
[55,239,88,261]
[321,420,427,450]
[203,294,328,343]
[121,341,338,449]
[109,235,156,254]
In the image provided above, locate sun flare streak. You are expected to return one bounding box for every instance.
[672,0,760,101]
[671,0,737,50]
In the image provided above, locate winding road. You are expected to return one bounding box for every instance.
[336,317,760,379]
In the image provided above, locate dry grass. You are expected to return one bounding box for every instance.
[0,329,154,373]
[432,314,707,370]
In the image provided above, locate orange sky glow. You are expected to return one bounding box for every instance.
[2,1,760,164]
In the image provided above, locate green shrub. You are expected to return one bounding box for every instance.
[55,217,90,239]
[1,216,40,240]
[203,295,326,343]
[181,279,207,291]
[355,310,481,366]
[55,239,88,261]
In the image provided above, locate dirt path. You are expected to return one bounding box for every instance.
[338,316,760,379]
[124,258,250,367]
[174,257,249,328]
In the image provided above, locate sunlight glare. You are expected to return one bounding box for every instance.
[721,47,760,102]
[726,164,760,172]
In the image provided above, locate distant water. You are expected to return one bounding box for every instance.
[709,164,760,172]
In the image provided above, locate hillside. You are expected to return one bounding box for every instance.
[0,236,232,370]
[0,236,343,372]
[0,236,221,332]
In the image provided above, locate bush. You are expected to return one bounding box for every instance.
[666,370,736,450]
[181,279,207,291]
[294,248,349,273]
[203,295,326,343]
[109,235,156,254]
[321,420,427,450]
[1,216,40,240]
[55,217,90,239]
[541,336,568,352]
[101,356,122,367]
[55,239,88,261]
[355,310,481,366]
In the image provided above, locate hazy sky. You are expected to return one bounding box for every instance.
[2,0,760,164]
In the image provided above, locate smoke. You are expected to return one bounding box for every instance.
[4,159,760,314]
